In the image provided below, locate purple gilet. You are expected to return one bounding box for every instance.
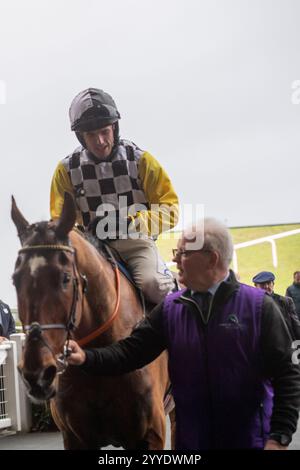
[163,284,273,450]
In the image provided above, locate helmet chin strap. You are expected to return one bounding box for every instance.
[75,131,86,148]
[111,122,120,157]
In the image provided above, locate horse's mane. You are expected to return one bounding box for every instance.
[72,226,114,261]
[73,226,99,248]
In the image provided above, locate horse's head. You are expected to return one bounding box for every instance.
[11,193,84,402]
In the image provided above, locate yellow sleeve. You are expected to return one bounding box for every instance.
[134,152,179,236]
[50,162,83,224]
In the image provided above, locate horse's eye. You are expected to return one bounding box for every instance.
[62,272,71,286]
[12,271,21,288]
[15,256,22,269]
[59,252,69,265]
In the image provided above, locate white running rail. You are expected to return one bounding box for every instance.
[232,228,300,273]
[166,228,300,273]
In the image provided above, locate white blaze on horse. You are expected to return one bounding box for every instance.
[11,193,174,450]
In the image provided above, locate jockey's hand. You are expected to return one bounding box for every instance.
[264,439,288,450]
[88,214,132,240]
[65,339,86,366]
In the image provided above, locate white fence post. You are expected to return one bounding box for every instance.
[232,250,238,274]
[0,345,11,430]
[10,333,32,432]
[0,341,21,432]
[6,341,21,432]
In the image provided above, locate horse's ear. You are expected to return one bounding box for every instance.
[11,196,30,238]
[55,192,77,239]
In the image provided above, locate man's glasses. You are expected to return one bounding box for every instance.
[172,248,211,258]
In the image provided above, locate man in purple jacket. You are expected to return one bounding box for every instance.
[66,218,300,450]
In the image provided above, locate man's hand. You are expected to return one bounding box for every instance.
[65,339,86,365]
[0,336,8,344]
[264,439,288,450]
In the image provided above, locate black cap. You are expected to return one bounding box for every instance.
[69,88,121,132]
[252,271,275,283]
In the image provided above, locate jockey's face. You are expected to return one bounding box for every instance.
[82,125,114,159]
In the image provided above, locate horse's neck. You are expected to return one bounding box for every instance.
[70,232,117,335]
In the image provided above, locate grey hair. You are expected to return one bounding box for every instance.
[184,218,234,269]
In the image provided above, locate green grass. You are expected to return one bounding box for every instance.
[156,224,300,296]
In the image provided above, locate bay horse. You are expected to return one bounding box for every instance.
[11,193,173,449]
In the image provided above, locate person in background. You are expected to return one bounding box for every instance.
[252,271,300,339]
[0,299,16,343]
[65,218,300,450]
[286,271,300,319]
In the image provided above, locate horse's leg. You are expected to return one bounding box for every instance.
[62,431,82,450]
[144,430,165,450]
[143,408,166,450]
[62,430,99,450]
[50,400,64,431]
[145,408,176,450]
[139,354,172,450]
[144,409,176,450]
[169,408,176,450]
[135,440,149,450]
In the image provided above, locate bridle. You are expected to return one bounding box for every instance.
[19,244,82,332]
[17,243,120,371]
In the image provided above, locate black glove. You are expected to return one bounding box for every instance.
[88,213,132,240]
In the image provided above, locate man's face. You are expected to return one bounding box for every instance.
[294,273,300,284]
[254,281,274,295]
[172,238,214,291]
[82,125,114,159]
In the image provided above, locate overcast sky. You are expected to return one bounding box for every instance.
[1,0,300,306]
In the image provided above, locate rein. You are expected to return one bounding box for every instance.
[77,266,120,347]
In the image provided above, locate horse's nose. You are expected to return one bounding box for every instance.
[22,364,57,393]
[42,365,57,387]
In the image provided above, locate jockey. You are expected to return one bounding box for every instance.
[50,88,179,304]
